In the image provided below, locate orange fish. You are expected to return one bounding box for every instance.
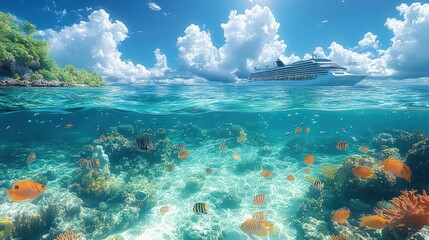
[336,141,348,151]
[332,207,351,224]
[160,206,170,215]
[295,127,302,135]
[65,124,73,128]
[286,175,295,182]
[232,152,241,160]
[359,215,389,229]
[5,180,46,201]
[352,166,374,179]
[178,148,189,160]
[304,168,312,174]
[253,194,266,205]
[261,170,273,178]
[252,211,267,220]
[379,158,411,182]
[304,154,315,165]
[304,127,310,134]
[26,152,36,165]
[240,218,275,237]
[205,168,213,174]
[359,146,369,152]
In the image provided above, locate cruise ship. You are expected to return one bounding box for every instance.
[248,57,366,86]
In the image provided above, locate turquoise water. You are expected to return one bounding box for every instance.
[1,79,429,239]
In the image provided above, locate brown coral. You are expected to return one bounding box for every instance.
[375,190,429,231]
[330,233,347,240]
[55,231,82,240]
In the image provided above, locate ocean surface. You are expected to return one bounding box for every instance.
[0,78,429,240]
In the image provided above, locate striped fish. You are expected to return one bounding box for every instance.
[304,127,310,134]
[336,141,348,151]
[312,180,324,191]
[252,211,267,220]
[359,146,369,152]
[253,194,266,205]
[26,152,36,165]
[193,203,209,215]
[79,158,101,170]
[240,218,275,237]
[178,148,189,159]
[136,136,156,152]
[175,144,185,151]
[295,127,302,135]
[5,180,46,201]
[99,134,108,143]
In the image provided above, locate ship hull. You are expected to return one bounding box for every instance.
[248,74,366,86]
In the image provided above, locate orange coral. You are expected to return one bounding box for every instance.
[375,190,429,231]
[55,231,81,240]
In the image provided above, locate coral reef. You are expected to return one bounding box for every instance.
[92,145,110,172]
[372,133,396,150]
[320,164,339,182]
[378,147,402,161]
[81,170,110,198]
[0,217,14,238]
[406,138,429,190]
[55,231,84,240]
[333,155,398,203]
[375,190,429,232]
[12,202,59,240]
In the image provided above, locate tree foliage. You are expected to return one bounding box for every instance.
[0,12,105,86]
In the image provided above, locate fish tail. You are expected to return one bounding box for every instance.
[269,226,275,233]
[359,222,364,227]
[4,188,11,199]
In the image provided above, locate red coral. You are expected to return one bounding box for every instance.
[375,190,429,231]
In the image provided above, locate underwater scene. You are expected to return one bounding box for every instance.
[1,82,429,240]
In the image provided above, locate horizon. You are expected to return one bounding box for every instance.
[1,0,428,84]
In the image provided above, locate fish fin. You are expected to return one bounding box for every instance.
[269,226,275,234]
[263,221,270,227]
[259,232,267,237]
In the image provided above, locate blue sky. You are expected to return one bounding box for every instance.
[1,0,429,83]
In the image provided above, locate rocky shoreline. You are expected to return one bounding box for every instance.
[0,78,71,87]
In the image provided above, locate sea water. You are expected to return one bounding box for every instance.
[0,79,428,240]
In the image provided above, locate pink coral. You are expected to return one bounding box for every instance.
[375,190,429,231]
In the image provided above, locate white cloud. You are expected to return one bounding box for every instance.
[177,5,294,82]
[40,9,169,83]
[310,2,429,78]
[384,2,429,77]
[358,32,379,49]
[148,2,161,11]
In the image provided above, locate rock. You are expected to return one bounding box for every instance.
[406,138,429,189]
[0,78,69,87]
[372,133,396,150]
[334,155,399,203]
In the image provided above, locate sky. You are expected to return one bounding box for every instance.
[1,0,429,83]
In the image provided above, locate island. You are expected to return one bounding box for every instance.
[0,12,106,87]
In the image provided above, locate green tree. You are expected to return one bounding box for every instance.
[0,12,105,86]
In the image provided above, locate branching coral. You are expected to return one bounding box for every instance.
[320,164,339,181]
[55,231,83,240]
[375,190,429,231]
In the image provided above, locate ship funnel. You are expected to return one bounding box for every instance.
[275,59,285,67]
